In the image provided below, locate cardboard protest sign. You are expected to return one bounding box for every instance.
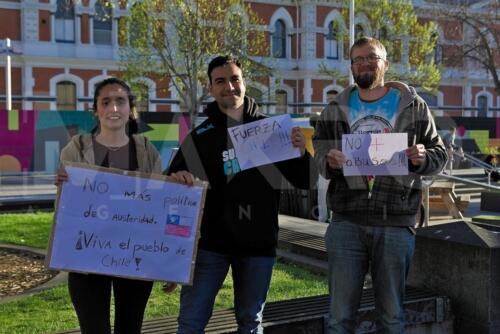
[227,114,300,171]
[342,133,408,176]
[46,162,207,284]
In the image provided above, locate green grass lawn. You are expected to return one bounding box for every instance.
[0,212,54,249]
[0,212,328,334]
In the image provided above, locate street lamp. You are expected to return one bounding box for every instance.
[1,38,21,111]
[349,0,355,85]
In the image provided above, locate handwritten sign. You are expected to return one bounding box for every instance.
[46,162,207,284]
[342,133,408,176]
[228,114,300,171]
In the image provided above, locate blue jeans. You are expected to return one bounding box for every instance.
[325,220,415,334]
[177,249,275,334]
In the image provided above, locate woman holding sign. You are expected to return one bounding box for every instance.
[55,78,166,334]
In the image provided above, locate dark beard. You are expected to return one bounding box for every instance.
[353,69,384,89]
[354,72,374,89]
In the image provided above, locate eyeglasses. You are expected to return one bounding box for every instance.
[351,54,385,65]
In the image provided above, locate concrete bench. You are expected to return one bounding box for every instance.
[408,221,500,333]
[471,191,500,229]
[58,286,452,334]
[0,194,55,213]
[472,215,500,229]
[278,227,326,261]
[480,191,500,212]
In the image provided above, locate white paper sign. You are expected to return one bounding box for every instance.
[342,133,408,176]
[47,163,207,284]
[228,114,300,171]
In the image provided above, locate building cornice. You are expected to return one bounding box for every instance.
[0,0,20,10]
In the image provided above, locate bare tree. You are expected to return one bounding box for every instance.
[434,1,500,94]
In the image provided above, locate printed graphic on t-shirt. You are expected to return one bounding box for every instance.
[348,88,400,134]
[348,88,401,190]
[222,148,241,176]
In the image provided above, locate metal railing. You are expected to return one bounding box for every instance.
[433,173,500,191]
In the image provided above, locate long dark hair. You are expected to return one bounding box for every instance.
[92,77,139,135]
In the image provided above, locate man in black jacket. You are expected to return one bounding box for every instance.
[167,55,315,334]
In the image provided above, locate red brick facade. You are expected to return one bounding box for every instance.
[0,0,497,115]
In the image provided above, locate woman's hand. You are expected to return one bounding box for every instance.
[54,166,68,187]
[169,171,195,186]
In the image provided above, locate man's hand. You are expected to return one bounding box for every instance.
[54,166,68,187]
[326,149,346,169]
[291,127,306,156]
[406,144,427,166]
[169,171,195,186]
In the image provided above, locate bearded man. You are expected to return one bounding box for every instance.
[312,37,446,333]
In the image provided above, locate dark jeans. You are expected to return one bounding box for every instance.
[325,220,415,334]
[177,249,275,334]
[68,272,153,334]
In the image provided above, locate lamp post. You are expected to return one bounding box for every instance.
[4,38,12,110]
[349,0,355,85]
[1,38,22,111]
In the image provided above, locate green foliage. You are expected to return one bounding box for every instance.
[320,0,441,92]
[119,0,269,127]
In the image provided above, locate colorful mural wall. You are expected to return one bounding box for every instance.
[435,117,500,155]
[0,110,190,173]
[2,111,500,173]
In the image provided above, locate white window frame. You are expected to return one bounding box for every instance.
[270,8,294,59]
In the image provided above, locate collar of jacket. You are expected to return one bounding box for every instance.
[332,81,419,112]
[73,133,149,171]
[204,96,264,127]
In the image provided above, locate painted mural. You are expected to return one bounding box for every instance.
[0,110,190,173]
[1,111,500,173]
[435,116,500,155]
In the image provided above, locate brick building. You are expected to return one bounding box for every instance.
[0,0,498,117]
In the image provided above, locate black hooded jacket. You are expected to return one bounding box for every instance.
[167,97,315,256]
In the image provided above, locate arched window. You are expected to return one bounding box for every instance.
[478,95,488,117]
[246,87,263,104]
[275,90,287,113]
[326,21,339,59]
[56,81,77,111]
[326,90,339,104]
[94,0,112,45]
[355,24,364,39]
[55,0,75,42]
[272,20,286,58]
